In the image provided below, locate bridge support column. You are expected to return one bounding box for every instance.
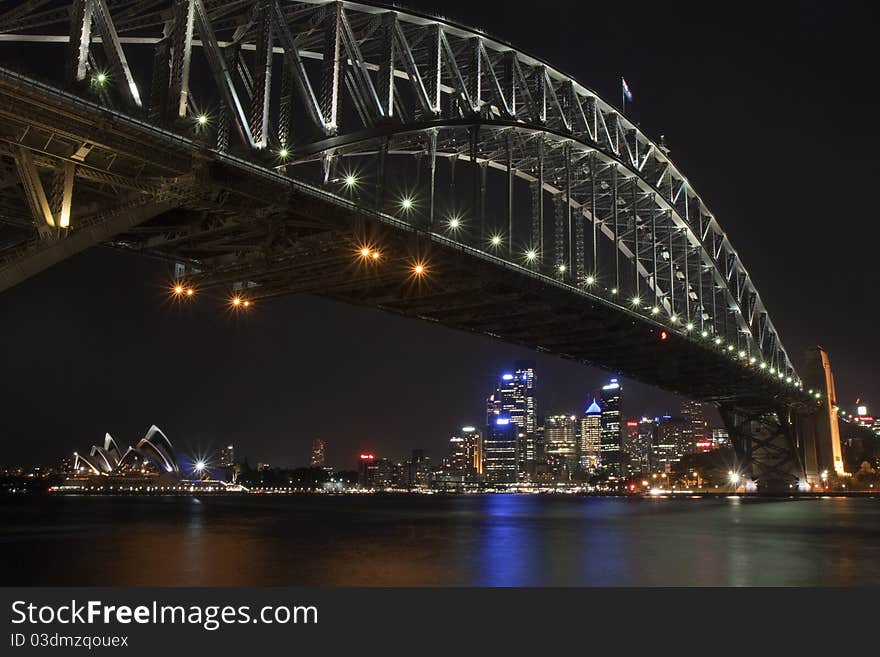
[718,404,804,493]
[799,346,845,486]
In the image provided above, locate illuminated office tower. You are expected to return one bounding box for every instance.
[483,415,518,484]
[310,438,325,468]
[544,413,579,477]
[579,400,602,472]
[681,400,709,453]
[622,419,652,473]
[651,416,687,471]
[219,444,235,467]
[599,379,622,474]
[455,426,483,479]
[486,362,538,480]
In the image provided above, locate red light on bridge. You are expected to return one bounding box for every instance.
[659,330,669,341]
[359,453,375,461]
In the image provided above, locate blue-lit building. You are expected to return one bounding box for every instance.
[483,415,518,484]
[485,362,537,481]
[579,399,603,471]
[599,378,623,475]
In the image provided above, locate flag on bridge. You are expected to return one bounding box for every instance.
[621,77,633,103]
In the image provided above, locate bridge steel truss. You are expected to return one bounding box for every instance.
[0,0,820,487]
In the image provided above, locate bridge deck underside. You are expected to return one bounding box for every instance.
[0,70,799,410]
[118,171,794,409]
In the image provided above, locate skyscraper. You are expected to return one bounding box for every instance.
[544,413,578,477]
[579,400,602,471]
[486,362,537,481]
[623,419,652,474]
[680,400,709,453]
[483,415,518,484]
[219,444,235,467]
[458,425,483,479]
[599,378,622,474]
[310,438,325,468]
[651,416,687,471]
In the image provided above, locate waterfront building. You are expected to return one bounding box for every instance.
[599,379,623,474]
[483,415,518,484]
[408,449,432,489]
[449,426,482,480]
[486,362,537,481]
[220,444,235,467]
[310,438,326,468]
[580,401,602,472]
[357,453,377,487]
[651,416,688,471]
[681,400,709,453]
[622,418,652,473]
[72,425,180,477]
[544,414,578,478]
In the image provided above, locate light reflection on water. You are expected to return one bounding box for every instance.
[1,495,878,586]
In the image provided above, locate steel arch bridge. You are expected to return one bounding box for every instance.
[0,0,838,488]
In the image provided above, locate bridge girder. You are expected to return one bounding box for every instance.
[0,1,817,481]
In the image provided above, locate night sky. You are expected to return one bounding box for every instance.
[1,0,877,470]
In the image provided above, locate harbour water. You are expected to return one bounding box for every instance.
[2,494,879,586]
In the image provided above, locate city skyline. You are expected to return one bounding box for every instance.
[1,0,878,478]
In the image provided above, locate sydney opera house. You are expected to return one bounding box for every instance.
[73,425,181,479]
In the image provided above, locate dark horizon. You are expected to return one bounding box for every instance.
[2,0,878,470]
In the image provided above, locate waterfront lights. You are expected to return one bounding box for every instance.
[490,234,503,247]
[728,471,740,485]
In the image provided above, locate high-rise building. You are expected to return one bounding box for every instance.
[651,416,687,471]
[455,425,483,479]
[220,444,235,467]
[579,400,603,471]
[681,400,709,453]
[357,453,377,487]
[310,438,326,468]
[408,449,432,489]
[544,413,579,478]
[486,362,537,480]
[483,415,518,484]
[622,419,652,473]
[599,379,622,474]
